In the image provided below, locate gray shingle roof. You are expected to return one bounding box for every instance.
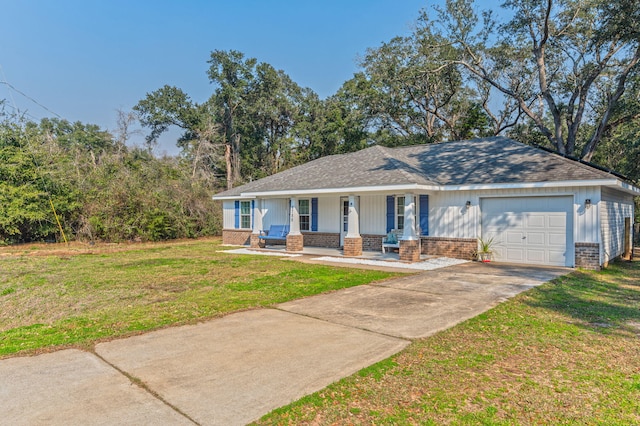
[214,137,623,197]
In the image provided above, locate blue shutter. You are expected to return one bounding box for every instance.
[251,200,255,229]
[419,195,429,236]
[311,198,318,232]
[234,200,240,229]
[386,196,395,232]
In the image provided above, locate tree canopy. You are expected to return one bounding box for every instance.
[2,0,638,244]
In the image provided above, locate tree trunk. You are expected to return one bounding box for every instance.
[224,143,233,190]
[232,133,241,185]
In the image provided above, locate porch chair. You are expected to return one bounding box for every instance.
[382,229,402,253]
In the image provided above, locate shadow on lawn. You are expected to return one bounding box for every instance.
[525,260,640,335]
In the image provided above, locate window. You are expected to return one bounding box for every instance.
[240,201,251,229]
[299,199,310,231]
[396,196,405,230]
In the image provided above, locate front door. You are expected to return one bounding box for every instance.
[340,197,349,247]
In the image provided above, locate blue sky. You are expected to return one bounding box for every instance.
[1,0,430,154]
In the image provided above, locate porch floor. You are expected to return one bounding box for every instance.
[243,245,436,262]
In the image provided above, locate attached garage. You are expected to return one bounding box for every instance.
[481,196,574,267]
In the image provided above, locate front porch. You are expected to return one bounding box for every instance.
[222,193,477,263]
[248,193,427,262]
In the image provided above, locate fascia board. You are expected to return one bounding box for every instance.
[214,179,638,199]
[241,184,433,197]
[437,179,622,192]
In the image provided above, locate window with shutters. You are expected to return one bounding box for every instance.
[396,196,405,230]
[299,199,310,231]
[240,201,251,229]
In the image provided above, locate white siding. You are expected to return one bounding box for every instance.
[430,191,478,238]
[360,194,387,234]
[600,187,635,264]
[223,201,235,229]
[574,187,601,243]
[318,196,340,233]
[262,199,288,229]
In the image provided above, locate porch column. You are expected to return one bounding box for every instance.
[250,198,263,248]
[344,195,362,257]
[286,197,303,251]
[400,193,420,262]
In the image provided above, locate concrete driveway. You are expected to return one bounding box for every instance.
[0,263,568,426]
[278,262,567,339]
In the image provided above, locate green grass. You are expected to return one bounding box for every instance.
[254,259,640,425]
[0,238,398,357]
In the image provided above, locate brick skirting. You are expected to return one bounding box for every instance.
[343,237,363,257]
[421,237,477,260]
[575,242,600,270]
[222,229,252,246]
[301,232,340,248]
[361,234,386,251]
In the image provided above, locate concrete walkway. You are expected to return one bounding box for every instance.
[0,263,568,426]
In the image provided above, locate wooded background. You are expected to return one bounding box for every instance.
[2,0,638,243]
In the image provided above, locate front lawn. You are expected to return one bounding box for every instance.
[0,238,397,357]
[256,258,640,425]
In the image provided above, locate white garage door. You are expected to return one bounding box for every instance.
[481,196,573,267]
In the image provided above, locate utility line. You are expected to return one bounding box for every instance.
[0,65,68,243]
[0,76,62,118]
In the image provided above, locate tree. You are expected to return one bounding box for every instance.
[0,113,81,243]
[207,50,257,188]
[134,85,221,182]
[428,0,640,160]
[352,21,501,146]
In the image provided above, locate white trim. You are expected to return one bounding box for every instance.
[614,180,640,195]
[298,198,311,232]
[239,200,252,230]
[238,184,429,198]
[213,178,638,199]
[442,179,621,192]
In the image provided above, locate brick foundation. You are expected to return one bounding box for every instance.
[343,237,363,257]
[421,237,477,260]
[575,242,600,270]
[301,232,340,248]
[250,234,265,248]
[361,234,386,251]
[222,229,252,245]
[286,234,304,252]
[399,239,421,262]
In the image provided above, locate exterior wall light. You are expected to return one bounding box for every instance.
[466,201,471,208]
[585,199,591,208]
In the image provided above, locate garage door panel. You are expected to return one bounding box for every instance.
[481,196,573,267]
[548,215,566,228]
[548,233,566,246]
[548,250,566,264]
[526,249,546,263]
[526,232,545,245]
[506,232,525,244]
[505,248,524,262]
[527,214,545,228]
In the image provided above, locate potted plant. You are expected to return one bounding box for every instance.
[475,236,495,262]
